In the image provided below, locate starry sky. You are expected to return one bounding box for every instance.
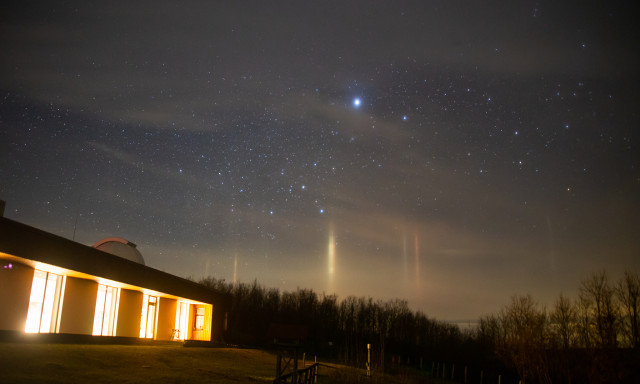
[1,1,639,323]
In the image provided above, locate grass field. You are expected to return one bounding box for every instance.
[0,342,452,383]
[0,343,278,383]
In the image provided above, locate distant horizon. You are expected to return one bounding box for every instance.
[3,208,637,324]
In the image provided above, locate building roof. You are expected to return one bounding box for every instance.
[0,217,218,305]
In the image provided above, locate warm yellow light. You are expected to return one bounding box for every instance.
[328,229,335,275]
[140,294,158,339]
[233,254,238,286]
[25,270,46,333]
[139,295,148,338]
[25,270,63,333]
[414,234,420,288]
[174,301,189,340]
[93,284,119,336]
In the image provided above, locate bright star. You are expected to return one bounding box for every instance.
[353,98,361,107]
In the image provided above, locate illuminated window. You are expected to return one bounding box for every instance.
[174,302,189,340]
[140,295,157,339]
[25,270,64,333]
[93,285,119,336]
[194,307,205,330]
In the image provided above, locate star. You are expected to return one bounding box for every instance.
[353,98,361,108]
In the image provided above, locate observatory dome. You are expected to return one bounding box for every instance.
[93,237,145,265]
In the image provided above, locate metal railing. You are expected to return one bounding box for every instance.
[274,362,319,384]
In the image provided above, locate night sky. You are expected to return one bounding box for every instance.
[1,1,638,323]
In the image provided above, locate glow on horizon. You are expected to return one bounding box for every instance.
[402,233,408,282]
[414,234,420,290]
[328,228,336,276]
[233,253,238,287]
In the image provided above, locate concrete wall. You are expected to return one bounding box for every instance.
[58,277,98,335]
[155,297,177,341]
[116,288,143,337]
[0,262,34,331]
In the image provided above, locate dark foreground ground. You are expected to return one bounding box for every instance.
[0,343,277,383]
[0,342,456,383]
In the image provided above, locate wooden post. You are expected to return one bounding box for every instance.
[498,374,501,384]
[465,366,468,384]
[314,356,318,384]
[480,370,483,384]
[452,363,455,380]
[366,344,371,377]
[293,349,298,384]
[431,361,434,377]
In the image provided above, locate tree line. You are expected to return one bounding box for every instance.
[197,277,466,371]
[197,269,639,383]
[476,270,639,383]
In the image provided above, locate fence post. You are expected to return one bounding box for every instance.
[293,350,298,384]
[465,366,467,384]
[452,363,455,380]
[498,374,501,384]
[480,370,483,384]
[366,344,371,377]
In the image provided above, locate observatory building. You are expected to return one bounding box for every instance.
[0,214,222,342]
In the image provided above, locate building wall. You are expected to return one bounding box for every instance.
[190,303,212,341]
[116,288,143,337]
[58,277,99,334]
[155,297,177,341]
[0,256,216,341]
[0,262,34,331]
[211,306,227,343]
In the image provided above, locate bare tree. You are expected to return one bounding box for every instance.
[615,270,640,348]
[579,271,618,348]
[500,295,551,384]
[575,294,593,348]
[550,294,577,349]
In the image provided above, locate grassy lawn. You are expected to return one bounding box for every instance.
[0,343,278,383]
[0,342,456,383]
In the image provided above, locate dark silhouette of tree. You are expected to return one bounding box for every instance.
[576,293,593,348]
[549,294,577,383]
[194,269,640,383]
[580,271,618,348]
[550,294,576,350]
[615,270,640,349]
[500,295,551,384]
